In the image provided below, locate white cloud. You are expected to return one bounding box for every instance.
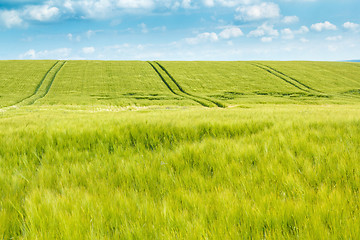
[300,38,309,43]
[219,27,243,39]
[115,0,154,9]
[69,0,114,18]
[282,16,299,24]
[53,0,220,19]
[326,35,342,41]
[59,0,251,14]
[63,0,74,11]
[82,47,95,54]
[295,0,316,1]
[1,4,60,28]
[311,21,337,31]
[24,4,60,21]
[51,0,154,19]
[139,23,148,33]
[67,33,73,40]
[19,48,72,59]
[261,37,272,42]
[235,2,280,21]
[86,30,96,38]
[0,10,23,28]
[185,32,218,44]
[295,26,309,34]
[206,0,256,7]
[202,0,215,6]
[248,23,279,38]
[343,22,359,31]
[1,0,272,25]
[281,28,294,39]
[181,0,192,8]
[281,26,308,40]
[20,49,36,59]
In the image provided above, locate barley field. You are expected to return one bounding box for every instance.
[0,60,360,239]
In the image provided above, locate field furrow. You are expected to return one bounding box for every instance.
[17,61,66,106]
[252,63,310,93]
[147,61,178,95]
[155,62,226,108]
[149,61,216,107]
[156,61,319,104]
[256,63,322,93]
[0,61,65,111]
[36,61,196,106]
[262,61,360,94]
[0,60,58,108]
[1,60,360,239]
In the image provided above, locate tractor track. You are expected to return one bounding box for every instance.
[148,61,178,95]
[148,61,210,107]
[154,61,225,108]
[148,62,209,107]
[33,60,66,104]
[253,63,310,93]
[8,61,59,107]
[148,61,220,108]
[257,63,322,93]
[0,60,66,111]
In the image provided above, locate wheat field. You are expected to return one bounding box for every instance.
[1,60,360,239]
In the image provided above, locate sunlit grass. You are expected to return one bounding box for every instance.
[38,61,195,106]
[1,105,359,239]
[159,61,360,104]
[0,60,57,107]
[1,60,360,238]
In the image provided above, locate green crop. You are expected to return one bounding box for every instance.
[262,61,360,94]
[1,105,360,239]
[158,61,360,104]
[0,61,360,239]
[0,60,57,107]
[37,61,195,106]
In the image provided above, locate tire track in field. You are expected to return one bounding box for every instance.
[0,61,66,111]
[2,61,59,109]
[154,62,226,108]
[252,63,311,92]
[148,61,178,95]
[32,60,66,104]
[148,61,216,107]
[257,63,323,93]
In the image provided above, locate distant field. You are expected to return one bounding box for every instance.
[0,60,57,107]
[1,60,359,108]
[38,61,195,106]
[263,61,360,94]
[1,61,360,239]
[159,61,360,104]
[158,61,303,103]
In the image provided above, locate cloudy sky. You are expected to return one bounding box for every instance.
[0,0,359,60]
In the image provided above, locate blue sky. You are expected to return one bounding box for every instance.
[0,0,359,60]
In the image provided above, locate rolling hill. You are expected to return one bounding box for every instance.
[1,60,360,109]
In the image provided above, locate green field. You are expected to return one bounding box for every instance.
[1,60,360,239]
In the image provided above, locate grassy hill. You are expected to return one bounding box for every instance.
[38,61,195,106]
[0,60,57,107]
[1,60,360,108]
[0,61,360,239]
